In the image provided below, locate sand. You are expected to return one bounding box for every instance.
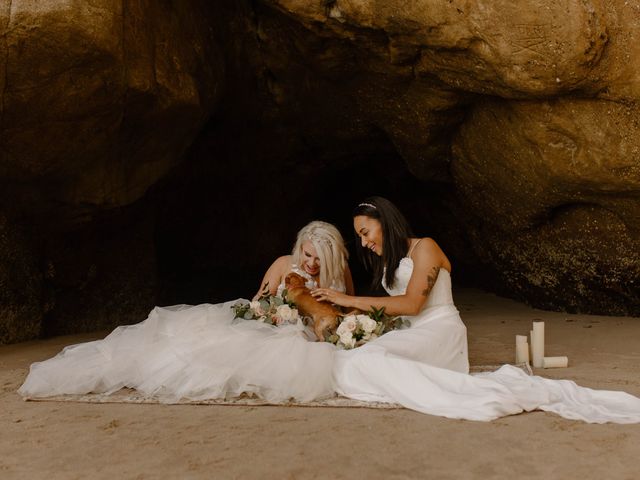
[1,288,639,480]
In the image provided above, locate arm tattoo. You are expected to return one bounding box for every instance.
[421,267,440,297]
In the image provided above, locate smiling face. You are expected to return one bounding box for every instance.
[300,240,321,276]
[354,215,383,256]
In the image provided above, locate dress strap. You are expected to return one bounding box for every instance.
[407,238,423,259]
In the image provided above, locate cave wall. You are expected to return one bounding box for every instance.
[1,0,640,343]
[252,0,640,314]
[0,0,223,340]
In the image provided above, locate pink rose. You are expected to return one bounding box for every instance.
[344,318,357,332]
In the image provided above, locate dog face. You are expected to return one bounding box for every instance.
[285,272,307,289]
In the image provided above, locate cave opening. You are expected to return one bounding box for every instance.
[151,117,450,307]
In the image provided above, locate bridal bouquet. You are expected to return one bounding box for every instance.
[327,307,410,350]
[231,284,300,326]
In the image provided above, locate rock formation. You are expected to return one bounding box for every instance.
[254,0,640,314]
[1,0,640,342]
[0,0,223,340]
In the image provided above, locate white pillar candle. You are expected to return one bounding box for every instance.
[531,320,545,368]
[529,330,534,363]
[543,356,568,368]
[515,335,529,365]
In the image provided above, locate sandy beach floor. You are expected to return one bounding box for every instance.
[1,288,639,480]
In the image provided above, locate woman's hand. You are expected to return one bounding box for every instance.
[311,288,352,308]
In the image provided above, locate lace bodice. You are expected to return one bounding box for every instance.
[276,264,345,297]
[382,258,453,309]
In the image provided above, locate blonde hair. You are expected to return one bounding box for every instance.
[291,221,348,290]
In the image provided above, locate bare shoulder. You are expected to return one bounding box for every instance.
[275,255,292,266]
[413,237,442,255]
[272,255,292,271]
[412,238,450,269]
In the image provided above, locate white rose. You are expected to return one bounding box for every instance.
[250,301,264,316]
[360,317,378,334]
[340,335,356,349]
[276,304,296,322]
[336,317,353,336]
[339,330,352,343]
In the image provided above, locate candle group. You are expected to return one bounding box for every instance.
[514,321,569,369]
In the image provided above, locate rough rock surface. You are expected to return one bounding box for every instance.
[0,0,223,213]
[0,0,223,342]
[0,216,41,343]
[2,0,640,343]
[256,0,640,314]
[270,0,609,96]
[452,99,640,313]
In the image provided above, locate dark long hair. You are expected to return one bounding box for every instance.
[352,196,414,289]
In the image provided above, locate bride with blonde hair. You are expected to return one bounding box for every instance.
[20,220,353,403]
[255,220,353,299]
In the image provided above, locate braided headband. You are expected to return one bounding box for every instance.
[358,202,377,209]
[308,233,332,245]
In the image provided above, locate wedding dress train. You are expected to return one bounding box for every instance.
[19,261,640,423]
[333,259,640,423]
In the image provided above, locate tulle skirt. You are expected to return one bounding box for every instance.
[19,301,640,423]
[19,301,336,403]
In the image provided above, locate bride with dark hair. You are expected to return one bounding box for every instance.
[312,196,640,423]
[313,196,468,372]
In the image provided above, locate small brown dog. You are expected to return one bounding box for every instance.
[284,272,341,341]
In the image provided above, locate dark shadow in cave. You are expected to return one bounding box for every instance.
[152,120,452,305]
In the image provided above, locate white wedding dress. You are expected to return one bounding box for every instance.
[19,261,640,423]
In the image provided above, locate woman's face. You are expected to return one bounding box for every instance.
[354,215,383,256]
[300,240,321,276]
